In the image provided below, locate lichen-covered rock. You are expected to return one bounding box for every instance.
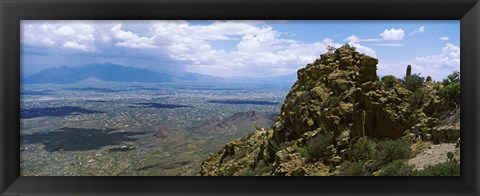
[273,44,416,143]
[200,129,272,176]
[431,108,460,144]
[199,44,458,176]
[272,147,329,176]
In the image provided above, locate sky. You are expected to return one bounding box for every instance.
[21,20,460,81]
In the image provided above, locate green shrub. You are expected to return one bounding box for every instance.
[267,139,281,153]
[443,70,460,85]
[222,166,237,176]
[379,160,414,176]
[409,90,427,108]
[255,161,274,176]
[415,162,460,176]
[239,168,256,176]
[352,137,377,161]
[375,139,411,167]
[381,75,398,89]
[439,71,460,108]
[403,73,425,91]
[326,45,336,54]
[306,132,334,162]
[292,143,308,158]
[337,161,370,176]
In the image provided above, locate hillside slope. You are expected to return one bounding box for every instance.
[200,44,460,176]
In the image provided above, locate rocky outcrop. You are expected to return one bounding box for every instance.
[200,129,272,176]
[431,108,460,144]
[200,44,459,176]
[272,45,415,142]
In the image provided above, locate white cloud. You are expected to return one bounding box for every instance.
[418,26,425,32]
[100,34,111,43]
[380,28,405,40]
[345,35,381,43]
[372,43,405,47]
[409,26,425,35]
[42,38,56,46]
[347,43,376,57]
[54,26,76,36]
[322,38,334,44]
[39,23,55,32]
[379,43,460,81]
[145,20,377,77]
[21,20,378,77]
[154,21,377,77]
[346,35,360,43]
[415,43,459,68]
[439,36,450,41]
[361,38,382,42]
[110,23,157,49]
[62,41,90,51]
[21,21,96,52]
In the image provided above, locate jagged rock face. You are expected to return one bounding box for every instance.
[273,146,330,176]
[273,45,414,143]
[431,108,460,144]
[199,45,457,176]
[200,129,272,176]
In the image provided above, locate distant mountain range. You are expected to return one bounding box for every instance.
[23,63,176,84]
[22,63,297,86]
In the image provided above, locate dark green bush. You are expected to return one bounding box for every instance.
[415,162,460,176]
[238,161,274,176]
[222,166,237,176]
[306,132,333,162]
[439,71,460,108]
[409,90,427,108]
[352,137,377,161]
[337,161,370,176]
[326,45,336,54]
[239,168,256,176]
[375,139,411,167]
[267,139,281,153]
[403,73,425,91]
[380,160,414,176]
[381,75,398,89]
[255,161,274,175]
[443,70,460,85]
[292,143,308,158]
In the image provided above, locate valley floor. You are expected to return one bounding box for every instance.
[20,82,287,176]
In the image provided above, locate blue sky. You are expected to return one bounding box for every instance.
[21,20,459,81]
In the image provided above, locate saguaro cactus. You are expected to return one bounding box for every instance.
[426,76,432,82]
[406,64,412,77]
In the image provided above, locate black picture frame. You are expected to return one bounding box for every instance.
[1,0,479,195]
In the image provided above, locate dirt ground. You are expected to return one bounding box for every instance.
[408,142,460,170]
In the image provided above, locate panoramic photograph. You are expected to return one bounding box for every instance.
[20,20,460,176]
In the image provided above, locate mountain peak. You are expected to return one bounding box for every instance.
[23,63,174,84]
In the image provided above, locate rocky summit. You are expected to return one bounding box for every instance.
[200,44,460,176]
